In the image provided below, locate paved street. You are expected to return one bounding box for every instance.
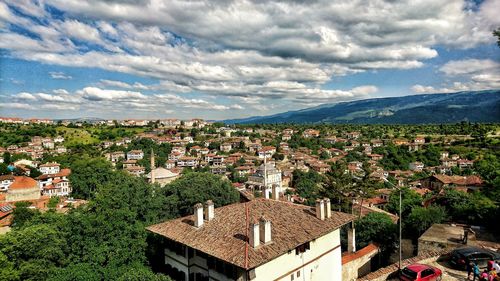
[388,259,468,281]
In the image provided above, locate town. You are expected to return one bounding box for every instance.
[0,117,498,280]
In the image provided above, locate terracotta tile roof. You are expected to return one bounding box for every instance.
[433,175,483,185]
[36,168,71,180]
[342,243,379,264]
[9,176,38,190]
[147,198,355,269]
[0,175,14,181]
[39,162,60,167]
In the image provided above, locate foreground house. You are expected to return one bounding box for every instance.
[148,198,355,281]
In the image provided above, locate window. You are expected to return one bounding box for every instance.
[297,271,300,277]
[420,269,434,278]
[290,274,294,280]
[295,242,310,255]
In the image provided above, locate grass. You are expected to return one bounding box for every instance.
[56,127,99,146]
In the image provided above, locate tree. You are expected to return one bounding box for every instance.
[0,252,19,281]
[386,188,422,219]
[0,224,68,280]
[69,157,114,199]
[355,212,397,255]
[405,205,447,238]
[162,172,239,217]
[11,202,39,229]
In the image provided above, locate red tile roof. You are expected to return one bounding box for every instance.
[342,243,379,264]
[147,198,355,269]
[9,176,38,190]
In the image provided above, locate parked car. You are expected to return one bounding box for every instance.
[450,247,500,270]
[400,264,442,281]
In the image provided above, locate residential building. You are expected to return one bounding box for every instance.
[0,175,14,192]
[42,179,71,197]
[37,168,71,189]
[177,157,198,168]
[39,162,61,175]
[127,150,144,160]
[420,175,483,192]
[257,146,276,159]
[5,176,40,202]
[125,166,145,176]
[303,129,320,138]
[409,162,424,172]
[147,198,355,281]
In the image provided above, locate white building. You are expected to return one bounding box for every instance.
[147,198,355,281]
[42,179,71,197]
[0,175,14,191]
[39,162,61,175]
[246,162,282,198]
[127,150,144,160]
[409,162,424,172]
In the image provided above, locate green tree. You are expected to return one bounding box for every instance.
[355,212,397,255]
[386,188,422,218]
[405,205,447,238]
[162,172,239,217]
[69,157,114,199]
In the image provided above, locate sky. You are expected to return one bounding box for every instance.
[0,0,499,120]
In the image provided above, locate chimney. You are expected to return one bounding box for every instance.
[194,203,204,228]
[249,221,260,248]
[271,185,279,200]
[259,216,271,244]
[324,198,331,218]
[264,189,270,199]
[204,200,214,221]
[316,199,325,220]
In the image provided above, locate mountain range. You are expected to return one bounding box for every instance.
[224,90,500,124]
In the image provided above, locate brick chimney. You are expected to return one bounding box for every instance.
[194,203,204,228]
[324,198,331,218]
[259,216,271,244]
[316,199,325,220]
[204,200,214,221]
[249,221,260,248]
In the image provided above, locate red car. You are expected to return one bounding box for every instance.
[400,264,443,281]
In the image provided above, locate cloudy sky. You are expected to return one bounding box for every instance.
[0,0,499,120]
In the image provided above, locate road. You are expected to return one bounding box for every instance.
[388,260,468,281]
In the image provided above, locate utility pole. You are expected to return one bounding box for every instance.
[384,178,402,271]
[399,187,402,270]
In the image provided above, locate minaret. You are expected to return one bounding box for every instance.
[150,148,155,184]
[263,155,268,198]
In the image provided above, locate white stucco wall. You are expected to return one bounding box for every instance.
[250,229,341,281]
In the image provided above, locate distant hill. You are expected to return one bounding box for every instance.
[224,90,500,124]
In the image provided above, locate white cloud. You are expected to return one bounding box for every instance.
[439,59,500,76]
[1,0,499,118]
[49,71,72,79]
[15,92,37,101]
[78,87,146,101]
[0,102,34,110]
[412,59,500,93]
